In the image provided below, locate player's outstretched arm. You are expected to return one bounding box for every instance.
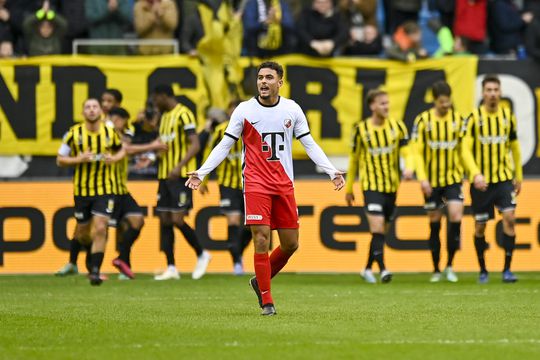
[299,133,344,190]
[188,135,237,188]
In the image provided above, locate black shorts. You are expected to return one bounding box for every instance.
[156,178,193,212]
[110,193,143,227]
[424,183,464,211]
[74,195,115,224]
[219,185,244,214]
[470,180,516,223]
[363,191,397,222]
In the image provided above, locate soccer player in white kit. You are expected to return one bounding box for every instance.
[186,61,345,316]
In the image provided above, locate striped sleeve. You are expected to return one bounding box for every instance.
[412,115,427,181]
[397,119,409,146]
[508,109,518,141]
[180,109,197,133]
[346,123,361,194]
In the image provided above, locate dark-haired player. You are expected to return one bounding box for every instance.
[411,81,465,283]
[461,74,522,284]
[187,61,345,316]
[152,85,211,280]
[108,107,168,279]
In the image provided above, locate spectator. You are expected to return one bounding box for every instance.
[57,0,88,53]
[134,0,178,55]
[84,0,132,54]
[427,17,453,57]
[453,0,488,55]
[339,0,382,56]
[525,7,540,60]
[488,0,532,55]
[6,0,58,53]
[23,4,67,56]
[0,38,13,57]
[386,20,428,62]
[388,0,421,33]
[0,0,11,42]
[296,0,348,56]
[429,0,455,30]
[242,0,295,57]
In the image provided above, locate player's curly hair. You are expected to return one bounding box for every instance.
[257,61,284,79]
[432,81,451,99]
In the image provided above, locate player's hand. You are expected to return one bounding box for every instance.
[513,180,522,196]
[151,138,168,152]
[185,172,202,190]
[402,169,414,181]
[78,150,94,163]
[134,157,152,169]
[420,180,432,197]
[473,174,488,192]
[103,154,114,164]
[345,193,355,206]
[332,171,346,191]
[168,167,180,180]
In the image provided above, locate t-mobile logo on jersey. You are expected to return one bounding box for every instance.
[261,132,285,161]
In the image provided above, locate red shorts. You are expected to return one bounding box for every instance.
[244,192,299,229]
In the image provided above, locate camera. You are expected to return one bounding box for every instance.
[144,99,156,120]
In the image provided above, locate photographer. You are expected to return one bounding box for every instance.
[128,101,162,179]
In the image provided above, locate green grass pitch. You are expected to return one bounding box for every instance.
[1,273,539,359]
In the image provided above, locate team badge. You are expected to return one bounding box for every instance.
[284,119,292,128]
[106,199,115,213]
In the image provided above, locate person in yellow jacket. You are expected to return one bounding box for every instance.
[461,74,523,284]
[410,81,465,283]
[134,0,178,55]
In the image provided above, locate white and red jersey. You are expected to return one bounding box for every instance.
[197,96,339,195]
[224,96,309,195]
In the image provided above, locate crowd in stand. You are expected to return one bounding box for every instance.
[0,0,539,61]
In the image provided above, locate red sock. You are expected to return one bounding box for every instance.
[270,246,292,278]
[254,253,273,305]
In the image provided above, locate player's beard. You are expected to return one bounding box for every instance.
[86,114,101,123]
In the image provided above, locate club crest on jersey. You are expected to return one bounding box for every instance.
[284,119,292,129]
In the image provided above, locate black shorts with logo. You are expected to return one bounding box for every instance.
[470,180,516,223]
[156,178,193,212]
[363,191,397,222]
[110,193,143,227]
[74,195,115,224]
[424,183,464,211]
[219,185,244,215]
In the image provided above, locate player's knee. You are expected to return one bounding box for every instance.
[285,242,299,254]
[503,212,515,225]
[474,223,486,236]
[130,216,144,230]
[91,223,107,240]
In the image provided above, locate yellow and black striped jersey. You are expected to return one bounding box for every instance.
[158,104,198,179]
[461,105,522,184]
[62,122,122,196]
[204,121,243,189]
[112,127,134,195]
[346,117,413,194]
[411,108,464,188]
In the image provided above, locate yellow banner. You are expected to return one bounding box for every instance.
[0,55,477,156]
[1,180,539,273]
